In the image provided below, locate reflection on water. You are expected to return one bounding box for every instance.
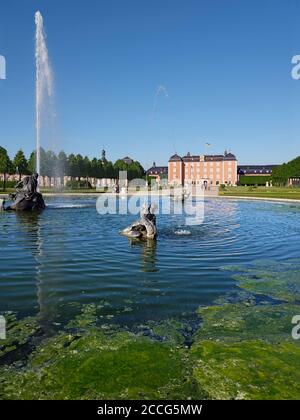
[14,212,53,333]
[0,197,300,330]
[128,238,158,273]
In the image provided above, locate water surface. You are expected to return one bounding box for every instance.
[1,197,299,329]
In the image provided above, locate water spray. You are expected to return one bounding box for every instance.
[152,85,169,115]
[35,11,54,179]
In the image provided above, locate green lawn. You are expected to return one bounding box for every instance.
[0,188,14,195]
[2,186,300,200]
[219,186,300,200]
[0,188,106,195]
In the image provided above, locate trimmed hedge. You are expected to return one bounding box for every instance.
[239,175,271,186]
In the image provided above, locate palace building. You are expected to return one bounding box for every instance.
[168,151,238,186]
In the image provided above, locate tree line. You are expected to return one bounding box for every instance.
[272,156,300,185]
[0,146,145,189]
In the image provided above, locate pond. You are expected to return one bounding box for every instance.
[1,196,300,399]
[0,196,299,328]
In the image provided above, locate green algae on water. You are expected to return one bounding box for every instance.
[66,303,98,329]
[193,256,300,399]
[0,327,202,400]
[195,302,300,344]
[191,299,300,399]
[2,254,300,402]
[0,313,41,359]
[191,340,300,400]
[223,259,300,302]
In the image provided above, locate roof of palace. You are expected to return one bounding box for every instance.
[182,152,201,162]
[204,154,228,162]
[146,166,168,175]
[169,151,237,162]
[169,154,183,162]
[223,152,237,161]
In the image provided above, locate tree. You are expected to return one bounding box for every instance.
[272,156,300,185]
[13,150,28,180]
[75,154,85,181]
[83,156,92,187]
[28,151,36,174]
[45,150,58,185]
[129,161,145,179]
[57,151,68,185]
[28,148,48,179]
[90,158,103,179]
[67,154,85,185]
[114,159,128,174]
[104,161,115,179]
[67,154,77,180]
[6,146,146,189]
[113,159,145,181]
[0,146,11,191]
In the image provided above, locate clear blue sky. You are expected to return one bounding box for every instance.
[0,0,299,169]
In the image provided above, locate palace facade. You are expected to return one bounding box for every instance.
[168,151,238,186]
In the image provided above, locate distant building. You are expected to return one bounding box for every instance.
[237,165,277,177]
[168,151,238,186]
[288,177,300,186]
[237,165,278,185]
[101,149,107,164]
[122,156,134,165]
[146,162,168,183]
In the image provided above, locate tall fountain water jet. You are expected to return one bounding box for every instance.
[35,11,54,179]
